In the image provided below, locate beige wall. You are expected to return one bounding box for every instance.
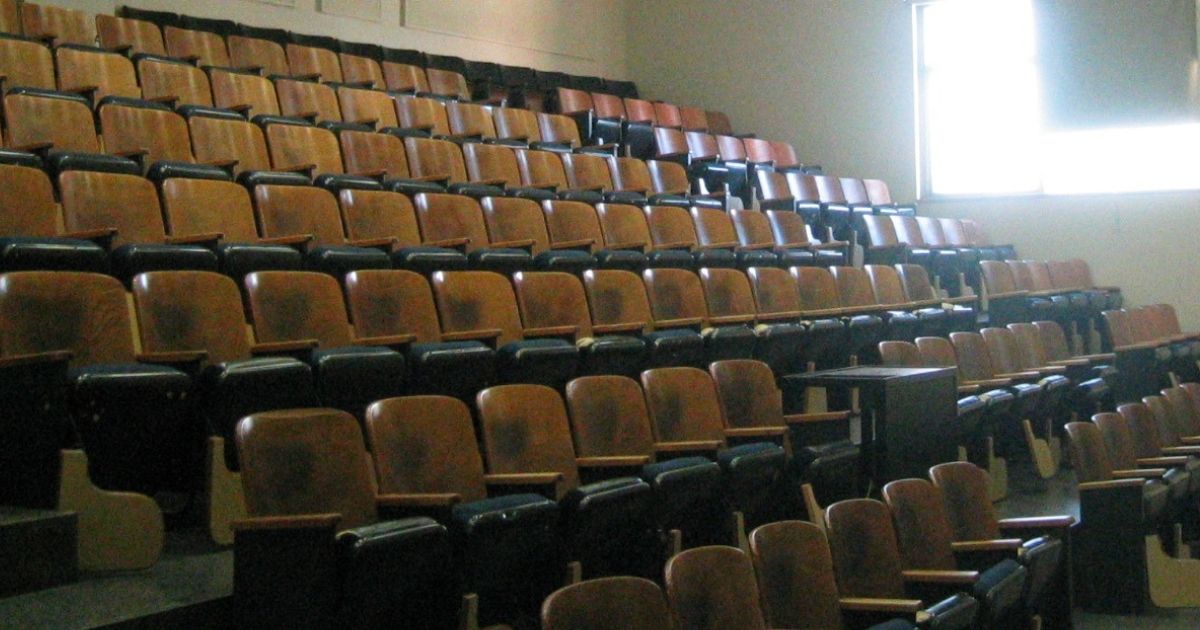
[44,0,630,78]
[627,0,1200,328]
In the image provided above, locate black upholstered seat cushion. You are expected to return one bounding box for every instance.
[0,237,110,274]
[466,247,533,274]
[735,248,779,269]
[496,338,578,386]
[109,243,220,285]
[533,249,595,274]
[718,441,788,476]
[387,178,447,197]
[642,328,706,368]
[447,182,505,199]
[703,324,757,361]
[921,593,979,630]
[405,340,497,397]
[217,242,304,279]
[578,334,646,377]
[690,248,737,269]
[309,345,406,413]
[200,356,319,471]
[391,246,469,274]
[69,363,197,494]
[451,493,559,535]
[644,248,693,269]
[592,248,647,271]
[304,245,392,277]
[560,476,652,515]
[336,517,461,630]
[971,559,1027,626]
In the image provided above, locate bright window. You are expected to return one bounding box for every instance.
[914,0,1200,197]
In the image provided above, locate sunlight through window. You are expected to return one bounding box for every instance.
[915,0,1200,197]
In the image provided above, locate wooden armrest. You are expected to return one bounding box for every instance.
[653,240,695,251]
[592,322,646,335]
[654,440,722,453]
[278,163,317,177]
[994,371,1042,380]
[473,178,508,187]
[799,307,851,318]
[725,427,787,438]
[839,598,924,614]
[942,295,977,305]
[376,493,461,508]
[1115,341,1161,352]
[202,158,239,169]
[229,103,253,114]
[550,238,595,250]
[525,325,578,339]
[165,232,223,245]
[348,236,396,249]
[696,241,738,250]
[1112,468,1167,478]
[62,227,117,240]
[1048,358,1091,367]
[812,240,849,250]
[987,290,1030,300]
[294,73,322,82]
[901,569,978,585]
[442,329,502,342]
[997,515,1075,529]
[964,378,1013,388]
[231,514,340,531]
[1079,478,1143,491]
[957,384,982,395]
[782,411,852,424]
[576,455,650,468]
[1179,436,1200,445]
[756,310,803,322]
[356,334,416,347]
[490,239,535,249]
[250,339,318,354]
[1138,456,1190,466]
[604,241,646,253]
[708,314,754,326]
[1078,352,1117,362]
[137,350,207,364]
[655,317,703,328]
[11,141,54,153]
[1161,445,1200,455]
[0,350,73,369]
[483,472,562,485]
[1034,365,1068,374]
[950,539,1023,553]
[62,84,99,96]
[427,237,470,249]
[525,180,559,191]
[258,234,313,247]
